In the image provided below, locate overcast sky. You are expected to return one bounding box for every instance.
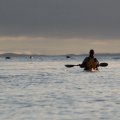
[0,0,120,55]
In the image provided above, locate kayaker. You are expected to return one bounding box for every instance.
[80,49,99,71]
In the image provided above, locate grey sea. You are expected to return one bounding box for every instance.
[0,54,120,120]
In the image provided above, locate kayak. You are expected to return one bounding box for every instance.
[84,69,99,72]
[65,63,108,68]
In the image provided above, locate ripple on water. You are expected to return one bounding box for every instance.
[0,56,120,120]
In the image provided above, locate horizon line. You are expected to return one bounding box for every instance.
[0,52,120,56]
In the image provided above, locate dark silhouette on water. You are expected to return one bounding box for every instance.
[81,49,99,71]
[5,56,11,59]
[30,56,32,59]
[66,55,71,59]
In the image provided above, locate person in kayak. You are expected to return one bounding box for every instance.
[80,49,99,71]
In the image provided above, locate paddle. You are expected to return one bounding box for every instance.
[65,63,108,68]
[65,64,81,68]
[99,63,108,67]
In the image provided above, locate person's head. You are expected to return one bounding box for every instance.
[89,49,95,57]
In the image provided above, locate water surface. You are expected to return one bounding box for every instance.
[0,55,120,120]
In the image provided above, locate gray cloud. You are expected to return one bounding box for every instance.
[0,0,120,39]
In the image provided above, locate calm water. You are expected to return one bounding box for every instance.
[0,55,120,120]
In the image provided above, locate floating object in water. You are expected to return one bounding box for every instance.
[5,56,11,59]
[66,56,71,58]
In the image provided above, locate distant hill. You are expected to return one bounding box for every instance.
[0,52,119,57]
[0,53,34,57]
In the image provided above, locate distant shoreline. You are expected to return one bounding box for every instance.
[0,53,120,57]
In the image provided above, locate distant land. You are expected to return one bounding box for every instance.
[0,53,120,57]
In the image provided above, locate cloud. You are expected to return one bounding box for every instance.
[0,0,120,39]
